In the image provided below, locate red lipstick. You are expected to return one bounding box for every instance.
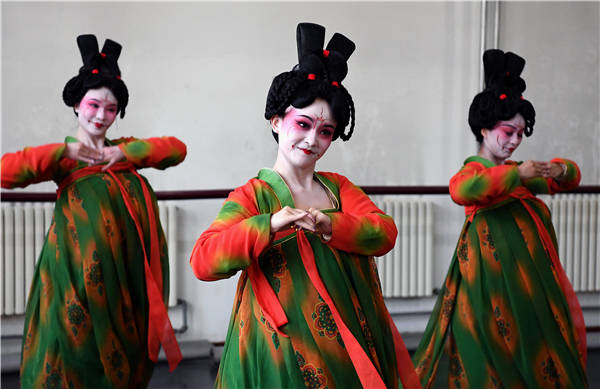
[94,123,103,129]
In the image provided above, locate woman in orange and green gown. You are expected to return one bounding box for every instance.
[1,34,184,388]
[413,50,588,388]
[190,23,421,389]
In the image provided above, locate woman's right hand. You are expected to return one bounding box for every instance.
[518,160,548,180]
[63,142,104,165]
[270,206,315,233]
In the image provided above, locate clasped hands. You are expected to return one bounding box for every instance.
[270,206,332,239]
[64,142,125,171]
[518,160,567,181]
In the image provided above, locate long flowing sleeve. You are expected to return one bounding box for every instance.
[522,158,581,194]
[321,172,397,257]
[189,179,273,281]
[449,158,521,206]
[113,136,187,169]
[1,143,66,189]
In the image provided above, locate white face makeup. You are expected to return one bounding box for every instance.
[480,113,526,164]
[271,98,337,170]
[75,87,118,143]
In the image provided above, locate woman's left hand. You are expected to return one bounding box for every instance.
[100,146,125,171]
[544,162,567,180]
[307,208,332,240]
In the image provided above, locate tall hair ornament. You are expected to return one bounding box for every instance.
[295,23,355,87]
[76,34,123,80]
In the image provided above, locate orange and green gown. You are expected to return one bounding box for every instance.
[1,135,187,388]
[413,155,588,389]
[190,169,421,389]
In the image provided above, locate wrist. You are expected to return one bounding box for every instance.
[559,163,568,178]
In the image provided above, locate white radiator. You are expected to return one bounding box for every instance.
[541,193,600,292]
[374,197,434,298]
[0,202,179,316]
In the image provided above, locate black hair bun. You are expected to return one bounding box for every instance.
[468,49,535,142]
[62,34,129,118]
[265,23,356,142]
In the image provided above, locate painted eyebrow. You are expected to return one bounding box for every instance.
[498,124,524,131]
[298,114,314,123]
[298,114,335,126]
[86,98,117,106]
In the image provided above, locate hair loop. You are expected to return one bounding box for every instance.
[62,34,129,118]
[264,23,356,142]
[468,49,535,142]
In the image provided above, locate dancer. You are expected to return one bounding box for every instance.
[1,34,184,388]
[190,23,420,389]
[413,49,587,388]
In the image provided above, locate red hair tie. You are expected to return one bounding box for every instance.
[100,52,107,58]
[91,69,99,74]
[520,95,524,100]
[499,93,507,100]
[307,73,316,80]
[116,75,122,80]
[323,50,330,58]
[331,81,339,87]
[506,71,510,76]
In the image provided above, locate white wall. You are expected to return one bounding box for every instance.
[2,1,599,355]
[3,1,481,192]
[499,2,599,184]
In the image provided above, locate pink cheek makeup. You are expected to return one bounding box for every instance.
[319,132,333,141]
[498,129,511,141]
[105,110,117,121]
[78,103,96,119]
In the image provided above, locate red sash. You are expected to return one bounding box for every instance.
[465,186,587,366]
[57,162,182,371]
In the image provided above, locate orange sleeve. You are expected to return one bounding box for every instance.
[449,161,521,206]
[322,172,397,257]
[521,158,581,194]
[1,143,66,189]
[548,158,581,192]
[189,179,273,281]
[115,136,187,170]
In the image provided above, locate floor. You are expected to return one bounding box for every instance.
[3,348,599,389]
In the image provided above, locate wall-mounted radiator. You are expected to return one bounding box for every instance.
[541,193,600,292]
[1,202,180,316]
[374,194,600,298]
[374,198,434,298]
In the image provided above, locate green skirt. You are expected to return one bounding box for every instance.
[20,170,169,389]
[216,232,401,388]
[413,198,587,388]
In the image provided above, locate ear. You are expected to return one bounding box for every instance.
[480,128,489,140]
[74,102,80,113]
[270,115,282,133]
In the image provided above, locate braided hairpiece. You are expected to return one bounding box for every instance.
[63,34,129,118]
[265,23,356,142]
[468,49,536,142]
